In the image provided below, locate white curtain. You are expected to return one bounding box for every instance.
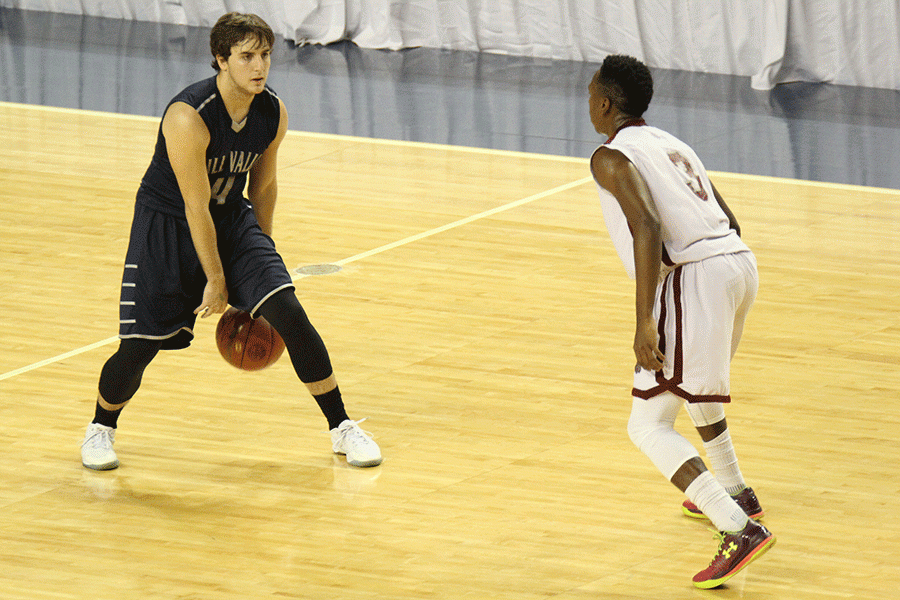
[5,0,900,90]
[759,0,900,91]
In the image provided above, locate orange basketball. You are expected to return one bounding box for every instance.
[215,307,285,371]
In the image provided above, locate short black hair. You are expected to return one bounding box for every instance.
[593,54,654,118]
[210,13,274,71]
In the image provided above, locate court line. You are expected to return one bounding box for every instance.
[0,101,586,165]
[331,176,593,268]
[0,176,593,382]
[295,127,900,196]
[6,101,900,196]
[0,337,120,382]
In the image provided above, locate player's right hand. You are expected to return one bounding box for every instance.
[634,319,665,371]
[195,278,229,318]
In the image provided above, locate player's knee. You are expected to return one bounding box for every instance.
[98,339,161,403]
[627,401,681,454]
[258,290,318,341]
[628,415,701,480]
[258,289,334,383]
[685,401,726,428]
[627,414,667,451]
[121,338,162,368]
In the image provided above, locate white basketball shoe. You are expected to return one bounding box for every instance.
[81,422,119,470]
[330,419,382,467]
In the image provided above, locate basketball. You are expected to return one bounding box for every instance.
[215,307,285,371]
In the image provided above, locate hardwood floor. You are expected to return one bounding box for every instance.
[1,102,898,599]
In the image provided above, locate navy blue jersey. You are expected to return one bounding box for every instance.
[136,76,281,219]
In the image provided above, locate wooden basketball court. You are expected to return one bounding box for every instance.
[1,101,898,599]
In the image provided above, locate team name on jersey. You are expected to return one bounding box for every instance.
[207,151,261,175]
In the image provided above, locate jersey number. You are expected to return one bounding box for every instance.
[211,175,235,205]
[667,151,708,201]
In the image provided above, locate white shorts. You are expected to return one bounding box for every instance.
[633,251,757,403]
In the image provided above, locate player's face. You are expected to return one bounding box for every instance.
[220,37,271,95]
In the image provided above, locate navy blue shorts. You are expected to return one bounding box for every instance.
[118,200,294,349]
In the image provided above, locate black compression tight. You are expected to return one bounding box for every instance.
[95,290,332,402]
[98,338,163,405]
[256,288,334,384]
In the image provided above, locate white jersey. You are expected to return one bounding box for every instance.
[592,124,749,279]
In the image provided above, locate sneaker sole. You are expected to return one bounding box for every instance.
[693,535,776,589]
[682,506,709,520]
[335,450,383,468]
[83,459,119,471]
[347,456,383,468]
[682,506,764,520]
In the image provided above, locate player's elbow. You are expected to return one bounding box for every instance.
[248,175,276,203]
[636,211,661,237]
[183,195,210,220]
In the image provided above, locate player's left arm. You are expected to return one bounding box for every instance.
[247,97,288,237]
[710,181,741,237]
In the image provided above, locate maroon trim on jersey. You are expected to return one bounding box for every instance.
[662,248,675,266]
[632,266,731,403]
[657,271,671,359]
[604,118,647,144]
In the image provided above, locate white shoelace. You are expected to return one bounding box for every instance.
[84,427,114,450]
[340,419,373,441]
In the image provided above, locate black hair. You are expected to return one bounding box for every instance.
[593,54,654,118]
[210,13,274,71]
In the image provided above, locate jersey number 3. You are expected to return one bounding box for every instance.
[667,151,708,201]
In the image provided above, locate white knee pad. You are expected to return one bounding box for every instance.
[685,401,726,427]
[627,393,700,480]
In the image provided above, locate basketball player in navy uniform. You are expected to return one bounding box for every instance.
[588,55,775,588]
[81,13,382,470]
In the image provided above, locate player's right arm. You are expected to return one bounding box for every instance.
[710,182,741,237]
[591,146,665,372]
[162,101,228,317]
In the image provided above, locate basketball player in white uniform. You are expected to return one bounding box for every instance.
[588,55,775,588]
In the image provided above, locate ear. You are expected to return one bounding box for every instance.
[599,95,612,114]
[216,54,228,71]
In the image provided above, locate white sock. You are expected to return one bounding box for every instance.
[685,471,748,532]
[703,430,746,495]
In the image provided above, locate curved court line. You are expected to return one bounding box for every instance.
[0,176,594,382]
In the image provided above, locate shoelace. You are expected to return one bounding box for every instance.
[336,419,375,448]
[705,532,729,567]
[84,428,113,449]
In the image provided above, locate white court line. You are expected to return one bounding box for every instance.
[0,337,120,382]
[0,176,594,382]
[333,177,593,267]
[9,102,900,197]
[9,103,897,195]
[0,102,587,165]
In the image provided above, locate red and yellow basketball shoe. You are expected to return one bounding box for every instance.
[692,519,776,589]
[682,486,764,520]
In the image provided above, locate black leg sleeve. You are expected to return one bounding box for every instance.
[97,338,162,404]
[257,288,334,384]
